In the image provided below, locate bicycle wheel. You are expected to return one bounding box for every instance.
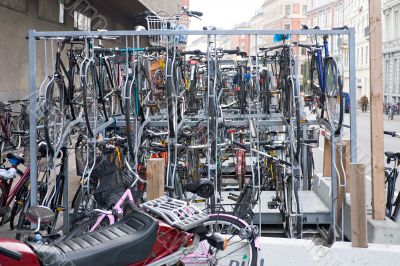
[70,183,98,227]
[69,62,84,120]
[282,174,299,238]
[82,61,108,138]
[324,57,343,135]
[166,58,177,136]
[124,77,136,161]
[43,78,68,153]
[289,78,301,160]
[8,170,26,229]
[66,214,110,240]
[182,214,258,266]
[0,182,7,208]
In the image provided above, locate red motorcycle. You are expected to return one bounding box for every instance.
[0,179,258,266]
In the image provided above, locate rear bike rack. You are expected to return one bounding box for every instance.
[141,196,208,231]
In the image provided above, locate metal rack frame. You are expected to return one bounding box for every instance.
[28,28,357,238]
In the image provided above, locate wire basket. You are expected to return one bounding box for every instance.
[146,15,187,46]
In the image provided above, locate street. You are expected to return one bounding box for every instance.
[313,109,400,206]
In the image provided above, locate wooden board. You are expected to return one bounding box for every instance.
[146,158,165,200]
[369,0,386,220]
[350,163,368,248]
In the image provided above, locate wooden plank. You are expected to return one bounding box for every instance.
[146,158,165,200]
[369,0,386,220]
[350,163,368,248]
[323,137,332,177]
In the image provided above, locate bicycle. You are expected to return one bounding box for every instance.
[384,131,400,222]
[43,38,84,153]
[0,102,21,152]
[297,25,345,135]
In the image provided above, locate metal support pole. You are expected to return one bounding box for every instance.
[302,125,309,190]
[331,134,338,241]
[62,148,69,234]
[349,29,357,163]
[28,30,38,207]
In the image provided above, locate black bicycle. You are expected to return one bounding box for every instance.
[43,38,84,153]
[384,131,400,222]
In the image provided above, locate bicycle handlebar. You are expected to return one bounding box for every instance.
[94,46,165,53]
[188,10,203,17]
[181,49,206,55]
[384,131,400,137]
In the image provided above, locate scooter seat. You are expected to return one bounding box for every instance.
[28,210,158,266]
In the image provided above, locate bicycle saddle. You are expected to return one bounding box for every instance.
[6,153,24,165]
[185,178,214,198]
[385,152,400,159]
[28,211,158,266]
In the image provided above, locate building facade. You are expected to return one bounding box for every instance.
[0,0,180,100]
[383,0,400,103]
[307,0,344,57]
[343,0,369,99]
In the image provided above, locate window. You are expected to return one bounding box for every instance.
[74,11,91,31]
[327,8,332,27]
[302,5,308,16]
[285,5,291,16]
[395,10,399,39]
[319,11,325,27]
[284,24,291,29]
[361,47,364,65]
[59,0,64,24]
[386,13,391,41]
[38,0,64,23]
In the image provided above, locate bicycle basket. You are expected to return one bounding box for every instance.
[145,15,187,46]
[93,153,134,208]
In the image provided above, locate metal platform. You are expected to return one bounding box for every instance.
[215,190,331,225]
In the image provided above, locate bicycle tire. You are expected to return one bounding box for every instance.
[82,61,108,138]
[324,57,343,135]
[66,214,110,240]
[124,77,136,161]
[183,214,258,266]
[289,78,301,161]
[8,170,27,229]
[15,199,31,241]
[43,78,67,153]
[166,58,177,136]
[0,182,7,208]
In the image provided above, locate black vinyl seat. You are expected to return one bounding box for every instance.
[385,152,400,160]
[28,211,158,266]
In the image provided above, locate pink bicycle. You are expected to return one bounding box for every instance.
[66,168,258,265]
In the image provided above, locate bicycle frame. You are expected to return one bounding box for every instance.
[2,168,30,207]
[89,187,134,231]
[315,35,330,93]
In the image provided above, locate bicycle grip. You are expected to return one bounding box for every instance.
[190,11,203,17]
